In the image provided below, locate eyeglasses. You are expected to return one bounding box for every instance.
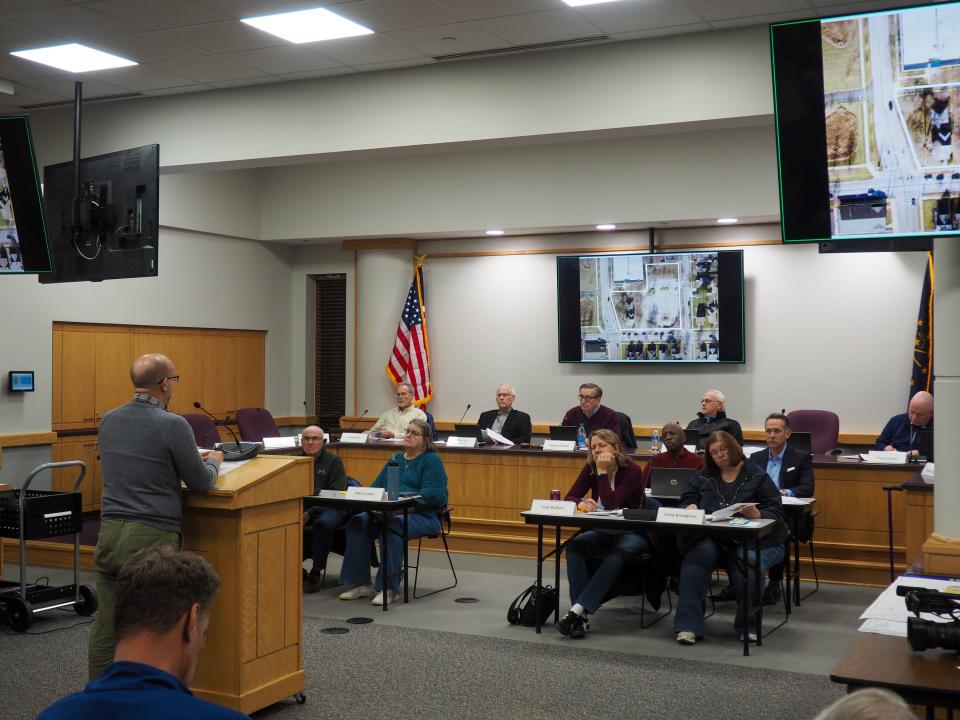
[701,397,718,404]
[404,429,424,437]
[495,393,514,398]
[160,375,180,384]
[578,394,599,401]
[301,435,323,442]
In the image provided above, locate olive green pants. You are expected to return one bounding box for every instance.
[87,518,181,679]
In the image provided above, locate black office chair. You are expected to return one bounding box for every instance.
[409,505,458,599]
[616,412,638,450]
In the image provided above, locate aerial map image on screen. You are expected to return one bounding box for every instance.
[577,253,721,362]
[823,4,960,237]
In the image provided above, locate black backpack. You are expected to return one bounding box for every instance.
[507,583,558,627]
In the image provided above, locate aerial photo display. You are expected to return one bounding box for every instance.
[824,4,960,237]
[578,252,721,362]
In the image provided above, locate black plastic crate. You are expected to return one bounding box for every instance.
[0,489,83,540]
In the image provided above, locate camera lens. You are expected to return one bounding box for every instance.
[907,616,960,652]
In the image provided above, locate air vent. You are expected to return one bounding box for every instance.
[433,34,611,62]
[22,92,143,110]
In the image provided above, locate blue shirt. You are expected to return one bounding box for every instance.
[766,449,786,493]
[37,661,250,720]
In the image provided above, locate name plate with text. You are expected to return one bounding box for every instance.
[863,450,908,464]
[317,489,346,499]
[339,432,368,444]
[346,486,386,501]
[530,499,577,516]
[656,507,705,525]
[446,436,477,448]
[542,440,576,453]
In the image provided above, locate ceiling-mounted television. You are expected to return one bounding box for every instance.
[557,250,745,364]
[39,143,158,284]
[0,116,51,274]
[771,2,960,249]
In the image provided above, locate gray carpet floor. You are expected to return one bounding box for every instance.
[0,611,845,720]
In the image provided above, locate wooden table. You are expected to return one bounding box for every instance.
[831,633,960,715]
[331,442,918,586]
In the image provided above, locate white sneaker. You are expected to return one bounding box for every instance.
[339,585,375,600]
[370,589,398,606]
[677,631,697,645]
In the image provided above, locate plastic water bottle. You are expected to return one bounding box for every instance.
[651,428,661,453]
[577,423,587,450]
[387,457,400,501]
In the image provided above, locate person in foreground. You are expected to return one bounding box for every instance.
[90,353,222,679]
[558,429,649,639]
[876,390,933,455]
[39,546,249,720]
[301,425,349,593]
[674,430,786,646]
[338,418,448,605]
[812,688,915,720]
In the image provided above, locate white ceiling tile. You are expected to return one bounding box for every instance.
[709,9,816,29]
[206,75,284,89]
[476,8,604,45]
[188,0,327,19]
[95,32,208,63]
[0,18,64,50]
[86,64,199,91]
[686,0,811,23]
[7,5,143,39]
[814,0,928,15]
[227,45,343,74]
[574,0,705,33]
[142,83,209,96]
[387,21,511,56]
[20,75,128,99]
[611,22,712,42]
[162,20,285,54]
[8,84,72,106]
[154,54,269,83]
[308,33,425,66]
[85,0,227,31]
[279,66,358,80]
[434,0,563,21]
[350,57,435,72]
[332,0,465,32]
[0,0,68,14]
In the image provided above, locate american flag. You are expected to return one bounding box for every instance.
[386,264,432,405]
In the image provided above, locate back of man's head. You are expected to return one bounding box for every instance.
[813,688,915,720]
[115,546,220,642]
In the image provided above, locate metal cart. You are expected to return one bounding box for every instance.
[0,461,97,631]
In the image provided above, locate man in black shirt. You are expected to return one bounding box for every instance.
[301,426,349,593]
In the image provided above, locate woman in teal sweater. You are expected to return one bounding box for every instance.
[338,418,448,606]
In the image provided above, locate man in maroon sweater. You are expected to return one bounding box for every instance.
[560,383,621,441]
[643,422,704,484]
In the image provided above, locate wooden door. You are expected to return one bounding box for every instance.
[134,329,204,416]
[234,333,266,410]
[52,437,100,511]
[58,328,97,429]
[203,332,236,416]
[95,327,134,423]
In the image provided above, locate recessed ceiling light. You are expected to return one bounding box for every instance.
[563,0,625,6]
[485,229,505,236]
[596,224,617,231]
[11,44,136,73]
[716,217,739,224]
[241,7,374,44]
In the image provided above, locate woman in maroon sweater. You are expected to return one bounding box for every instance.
[557,429,649,639]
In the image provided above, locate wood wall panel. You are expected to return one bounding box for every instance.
[59,328,96,428]
[203,333,236,416]
[240,533,258,664]
[94,328,134,423]
[134,330,205,416]
[284,524,300,650]
[256,527,285,657]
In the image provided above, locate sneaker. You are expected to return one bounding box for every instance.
[762,582,782,606]
[557,610,579,636]
[738,632,759,643]
[568,614,589,639]
[339,585,375,600]
[676,631,697,645]
[371,589,397,606]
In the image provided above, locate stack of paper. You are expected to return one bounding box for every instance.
[858,575,959,636]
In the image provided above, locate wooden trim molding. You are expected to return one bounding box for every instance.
[424,238,780,260]
[341,238,417,252]
[0,432,58,448]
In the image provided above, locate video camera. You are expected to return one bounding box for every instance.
[896,584,960,652]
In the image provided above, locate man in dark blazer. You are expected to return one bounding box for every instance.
[477,384,532,445]
[750,412,815,604]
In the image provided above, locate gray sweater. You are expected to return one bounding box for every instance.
[99,399,219,533]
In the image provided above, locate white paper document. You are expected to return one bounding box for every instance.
[262,436,297,449]
[860,450,907,464]
[857,575,960,636]
[484,428,514,446]
[707,502,757,522]
[216,459,252,476]
[781,496,815,506]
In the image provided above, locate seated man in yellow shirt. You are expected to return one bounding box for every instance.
[368,382,426,438]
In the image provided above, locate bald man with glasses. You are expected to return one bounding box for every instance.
[477,385,532,444]
[300,426,349,593]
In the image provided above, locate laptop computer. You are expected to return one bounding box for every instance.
[788,431,812,454]
[648,467,697,501]
[549,425,579,442]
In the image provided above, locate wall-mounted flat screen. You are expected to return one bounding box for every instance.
[772,2,960,246]
[8,371,34,392]
[0,116,51,274]
[557,250,745,364]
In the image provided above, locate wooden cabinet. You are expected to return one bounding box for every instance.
[51,436,100,512]
[95,328,135,424]
[56,327,97,429]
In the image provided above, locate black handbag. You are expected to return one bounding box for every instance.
[507,583,558,627]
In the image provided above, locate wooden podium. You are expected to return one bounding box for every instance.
[181,455,312,714]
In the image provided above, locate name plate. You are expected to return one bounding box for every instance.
[656,507,705,525]
[346,486,386,501]
[446,436,477,448]
[339,432,368,444]
[317,489,345,499]
[865,450,907,464]
[530,499,577,516]
[543,439,576,452]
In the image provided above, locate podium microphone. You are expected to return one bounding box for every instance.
[344,409,368,432]
[193,401,259,461]
[457,403,472,424]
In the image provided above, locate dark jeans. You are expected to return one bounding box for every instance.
[307,507,349,574]
[340,511,440,592]
[566,530,650,614]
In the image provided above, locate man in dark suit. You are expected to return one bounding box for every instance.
[750,412,814,604]
[477,384,532,445]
